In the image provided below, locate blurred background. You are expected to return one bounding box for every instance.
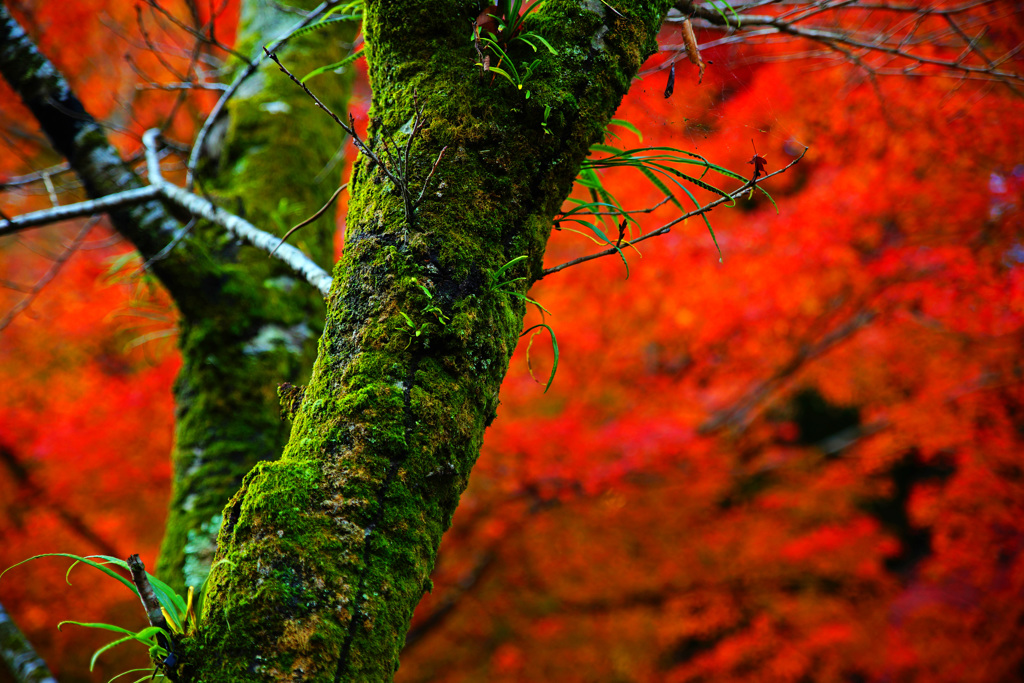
[1,1,1022,681]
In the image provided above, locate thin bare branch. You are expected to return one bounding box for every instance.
[699,309,877,433]
[0,187,160,237]
[402,550,497,651]
[271,182,347,256]
[265,50,442,227]
[144,0,249,63]
[663,0,1024,92]
[0,444,122,556]
[262,50,402,189]
[0,218,97,332]
[415,146,448,208]
[538,147,808,281]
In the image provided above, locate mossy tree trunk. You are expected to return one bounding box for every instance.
[154,0,357,594]
[177,1,673,681]
[2,0,674,678]
[0,0,355,598]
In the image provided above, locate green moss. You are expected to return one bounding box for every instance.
[175,1,675,680]
[155,0,359,593]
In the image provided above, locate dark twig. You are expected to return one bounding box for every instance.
[267,54,445,225]
[127,555,172,634]
[663,0,1024,92]
[263,50,401,189]
[144,0,249,64]
[134,4,187,82]
[699,309,877,433]
[0,444,122,557]
[0,218,97,332]
[143,217,197,269]
[562,195,673,219]
[402,550,497,651]
[416,146,449,207]
[126,554,176,676]
[270,182,347,256]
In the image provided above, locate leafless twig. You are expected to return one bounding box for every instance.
[270,182,347,256]
[0,217,97,332]
[266,53,447,226]
[662,0,1023,93]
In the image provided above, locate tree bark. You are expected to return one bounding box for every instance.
[0,0,356,597]
[3,0,675,679]
[179,1,673,680]
[0,600,57,683]
[154,0,357,594]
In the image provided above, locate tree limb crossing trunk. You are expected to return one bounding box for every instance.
[179,1,674,681]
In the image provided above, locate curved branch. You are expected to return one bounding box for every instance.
[0,600,58,683]
[0,135,334,297]
[186,0,344,188]
[0,218,96,332]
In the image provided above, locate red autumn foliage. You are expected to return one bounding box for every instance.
[1,2,1023,682]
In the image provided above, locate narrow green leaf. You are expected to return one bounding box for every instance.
[106,668,157,683]
[480,65,518,87]
[2,554,137,596]
[320,1,364,22]
[144,574,186,630]
[58,621,137,636]
[301,49,364,83]
[555,224,605,245]
[707,0,741,27]
[607,118,642,142]
[519,32,558,54]
[285,14,362,41]
[499,291,553,316]
[611,242,631,279]
[493,255,528,282]
[703,216,724,261]
[89,626,168,671]
[521,323,559,392]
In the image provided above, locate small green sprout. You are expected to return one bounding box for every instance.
[1,552,231,681]
[489,256,559,392]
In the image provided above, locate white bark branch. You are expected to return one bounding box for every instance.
[0,187,159,237]
[143,130,333,296]
[0,133,334,297]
